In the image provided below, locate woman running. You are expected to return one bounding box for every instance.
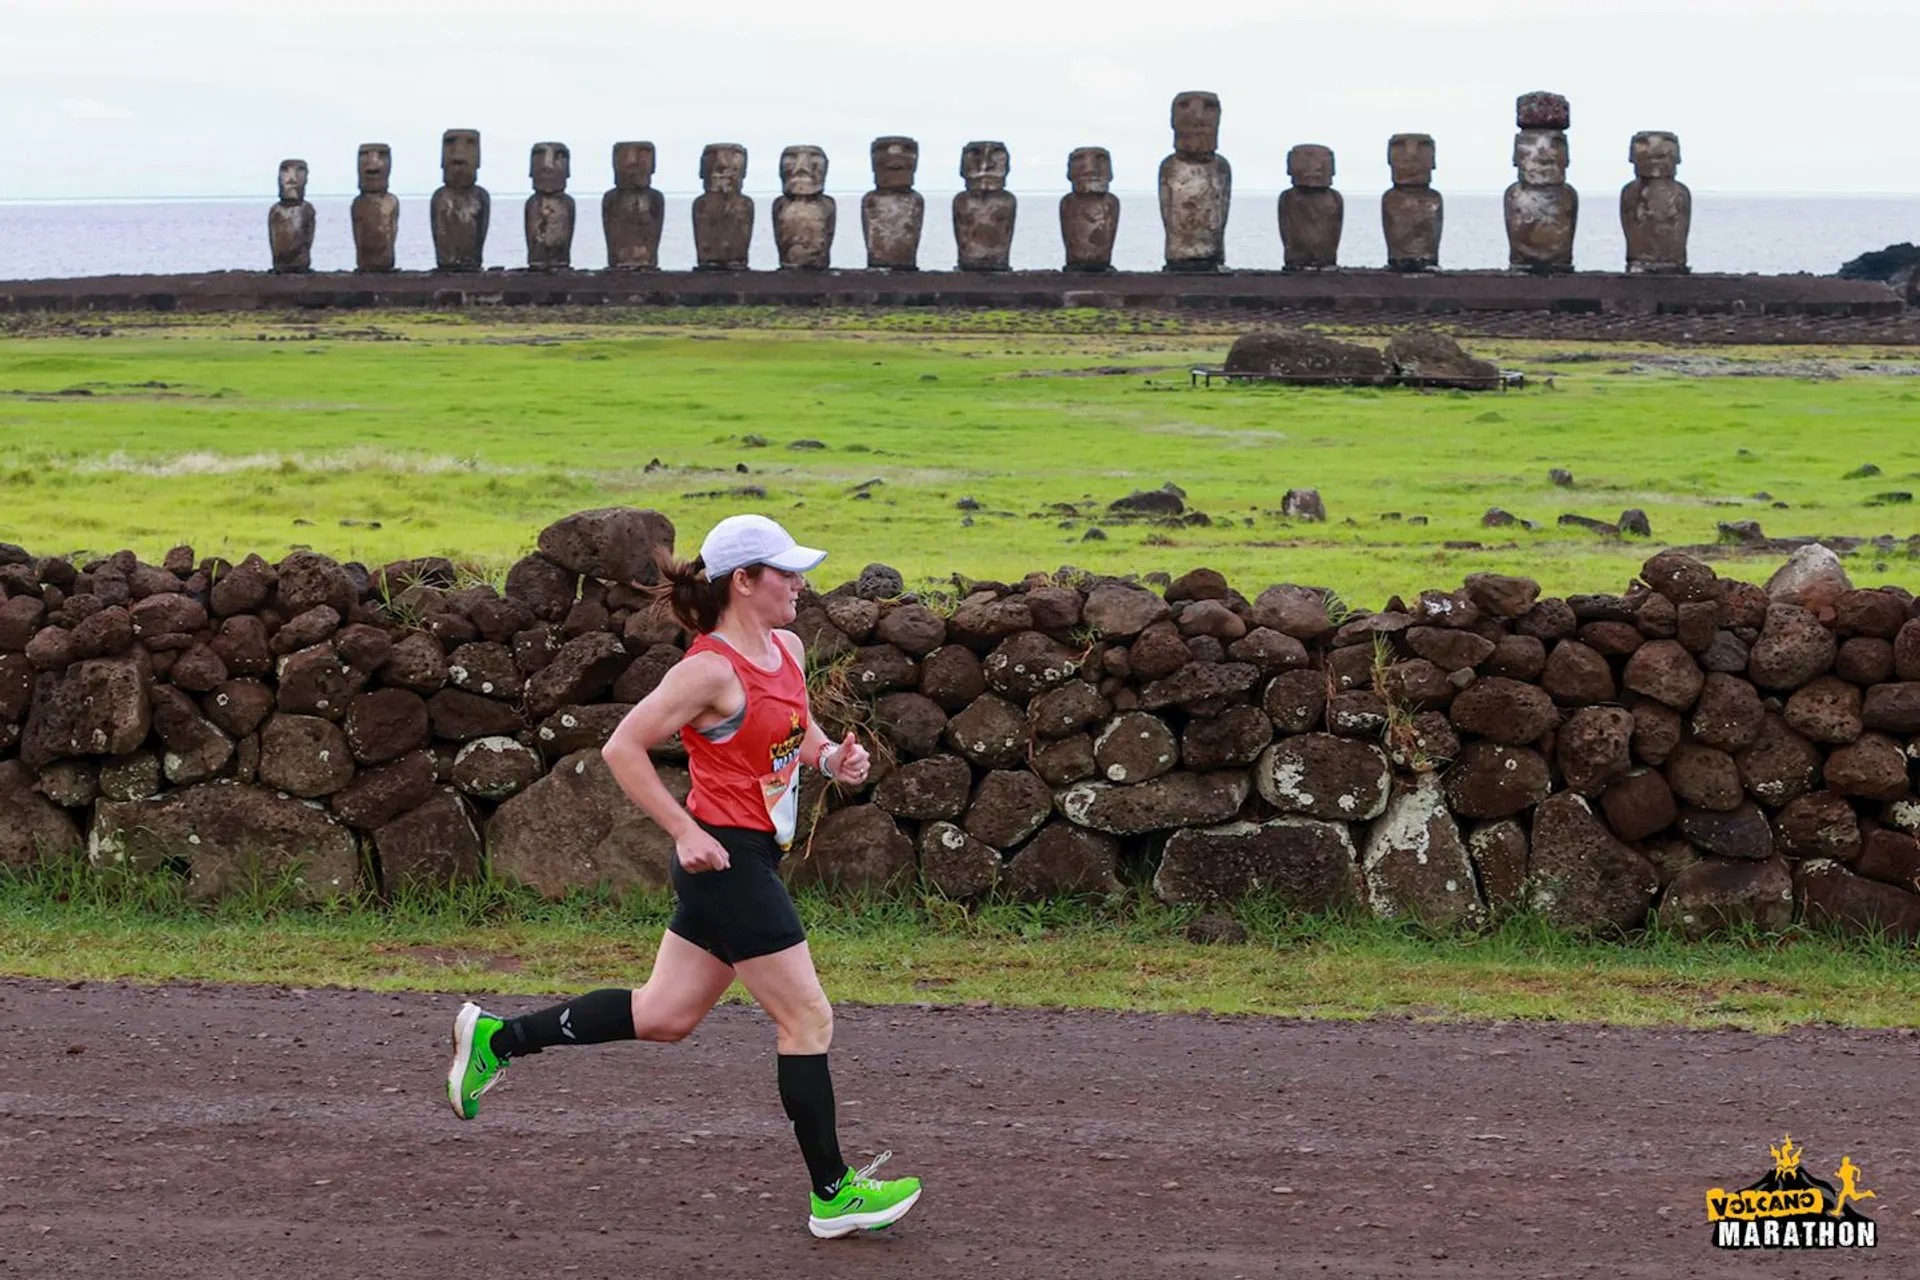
[444,513,923,1239]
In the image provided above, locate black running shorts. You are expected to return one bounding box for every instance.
[667,822,808,965]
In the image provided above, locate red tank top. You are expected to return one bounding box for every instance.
[681,632,810,846]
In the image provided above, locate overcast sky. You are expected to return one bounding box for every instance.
[6,0,1919,201]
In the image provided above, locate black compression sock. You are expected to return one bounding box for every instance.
[490,988,635,1059]
[778,1053,849,1200]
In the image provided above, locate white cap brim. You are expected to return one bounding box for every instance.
[706,544,828,579]
[761,544,828,573]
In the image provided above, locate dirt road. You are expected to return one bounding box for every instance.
[2,979,1913,1278]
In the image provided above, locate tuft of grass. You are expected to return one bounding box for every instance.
[3,858,1919,1032]
[804,651,869,736]
[802,650,897,785]
[1370,634,1447,773]
[451,558,511,595]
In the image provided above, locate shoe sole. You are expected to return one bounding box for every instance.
[445,1002,481,1120]
[808,1186,921,1239]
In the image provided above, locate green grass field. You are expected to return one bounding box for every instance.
[2,310,1917,605]
[4,860,1916,1032]
[4,310,1919,1026]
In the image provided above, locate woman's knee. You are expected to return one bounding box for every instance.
[636,1016,699,1045]
[779,994,833,1052]
[630,989,708,1044]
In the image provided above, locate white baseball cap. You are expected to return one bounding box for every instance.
[700,514,828,580]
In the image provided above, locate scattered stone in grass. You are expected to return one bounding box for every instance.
[1558,514,1618,536]
[1109,486,1186,516]
[1283,489,1326,522]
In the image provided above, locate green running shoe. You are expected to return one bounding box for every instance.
[445,1001,508,1120]
[808,1151,922,1239]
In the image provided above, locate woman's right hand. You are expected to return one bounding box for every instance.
[675,826,731,874]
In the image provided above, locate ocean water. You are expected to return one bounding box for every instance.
[0,191,1914,282]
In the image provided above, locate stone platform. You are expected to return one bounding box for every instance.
[0,267,1905,318]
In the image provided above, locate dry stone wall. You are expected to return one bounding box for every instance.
[5,510,1920,942]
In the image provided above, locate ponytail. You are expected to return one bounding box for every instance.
[646,549,764,635]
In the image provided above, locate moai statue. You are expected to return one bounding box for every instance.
[1381,133,1442,271]
[1278,144,1342,270]
[430,128,490,271]
[1059,146,1120,272]
[350,144,400,272]
[862,136,924,270]
[953,141,1016,272]
[524,142,574,270]
[1159,91,1231,272]
[773,145,835,270]
[1621,131,1691,274]
[692,143,753,270]
[1504,92,1577,273]
[267,160,315,273]
[602,142,665,270]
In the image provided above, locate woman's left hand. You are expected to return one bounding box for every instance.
[825,731,871,786]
